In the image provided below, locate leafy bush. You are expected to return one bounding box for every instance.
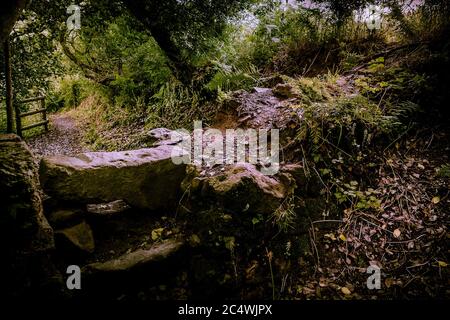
[206,62,260,93]
[45,77,94,112]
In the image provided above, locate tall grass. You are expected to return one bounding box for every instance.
[150,82,220,129]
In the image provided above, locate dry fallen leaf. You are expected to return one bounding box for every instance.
[324,233,336,241]
[341,287,351,295]
[385,278,395,288]
[432,196,441,204]
[339,234,347,242]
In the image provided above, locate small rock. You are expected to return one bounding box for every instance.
[273,83,299,99]
[260,75,284,87]
[55,221,95,253]
[252,87,272,94]
[0,134,21,142]
[147,128,173,139]
[87,200,131,217]
[146,128,185,146]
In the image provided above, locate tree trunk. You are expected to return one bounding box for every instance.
[0,0,27,44]
[3,38,14,134]
[121,0,196,85]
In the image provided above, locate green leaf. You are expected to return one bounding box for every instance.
[151,228,165,241]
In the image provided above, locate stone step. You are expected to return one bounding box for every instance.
[84,238,185,273]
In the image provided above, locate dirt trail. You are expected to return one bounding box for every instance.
[27,114,87,157]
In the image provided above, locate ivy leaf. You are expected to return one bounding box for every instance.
[189,234,201,247]
[224,236,235,251]
[438,261,447,267]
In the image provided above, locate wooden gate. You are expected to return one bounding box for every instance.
[15,96,49,137]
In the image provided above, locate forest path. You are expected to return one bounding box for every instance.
[27,113,87,157]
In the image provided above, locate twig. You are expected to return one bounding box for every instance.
[358,216,393,235]
[406,261,429,270]
[309,226,320,268]
[320,136,352,158]
[265,248,276,301]
[387,234,426,244]
[303,49,321,76]
[312,219,344,224]
[383,124,413,152]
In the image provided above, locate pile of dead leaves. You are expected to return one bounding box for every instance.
[292,133,449,299]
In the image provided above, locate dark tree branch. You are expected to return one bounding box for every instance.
[59,32,114,85]
[120,0,195,84]
[0,0,28,43]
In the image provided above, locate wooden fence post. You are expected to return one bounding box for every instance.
[15,99,22,137]
[17,96,48,134]
[41,98,48,131]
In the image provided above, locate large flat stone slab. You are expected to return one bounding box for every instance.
[39,145,187,211]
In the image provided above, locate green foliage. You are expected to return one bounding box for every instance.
[45,77,92,112]
[245,4,373,74]
[436,164,450,178]
[334,182,381,210]
[0,103,6,133]
[206,63,260,93]
[290,73,406,160]
[121,0,256,83]
[0,9,63,101]
[114,38,172,101]
[290,76,331,104]
[339,51,365,71]
[62,14,173,103]
[358,59,426,96]
[355,57,427,121]
[272,195,297,233]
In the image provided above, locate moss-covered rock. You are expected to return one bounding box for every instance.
[0,134,54,254]
[0,134,59,297]
[187,164,295,215]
